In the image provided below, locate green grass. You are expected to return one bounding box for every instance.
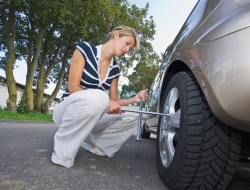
[0,108,53,122]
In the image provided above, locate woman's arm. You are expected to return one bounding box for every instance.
[68,49,85,94]
[109,77,135,106]
[108,77,148,115]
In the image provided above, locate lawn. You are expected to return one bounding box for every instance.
[0,108,53,122]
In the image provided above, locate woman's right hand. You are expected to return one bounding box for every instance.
[108,100,122,114]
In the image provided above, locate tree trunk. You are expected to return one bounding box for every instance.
[35,74,46,112]
[24,65,36,111]
[34,33,59,112]
[5,58,17,112]
[24,21,52,111]
[43,45,72,114]
[4,1,17,112]
[34,40,48,112]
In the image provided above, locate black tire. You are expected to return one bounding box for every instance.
[141,123,151,139]
[156,71,241,190]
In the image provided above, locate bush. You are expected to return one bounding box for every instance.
[17,97,29,114]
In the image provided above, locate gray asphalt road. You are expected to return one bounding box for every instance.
[0,120,250,190]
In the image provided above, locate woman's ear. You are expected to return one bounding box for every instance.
[113,31,119,39]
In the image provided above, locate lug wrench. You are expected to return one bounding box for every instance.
[121,98,169,141]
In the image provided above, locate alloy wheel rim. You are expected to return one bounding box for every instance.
[159,87,180,167]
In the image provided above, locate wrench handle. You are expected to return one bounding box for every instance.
[136,98,143,141]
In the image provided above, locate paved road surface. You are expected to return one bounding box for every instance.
[0,120,250,190]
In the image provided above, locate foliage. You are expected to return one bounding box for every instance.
[120,51,161,99]
[17,94,29,114]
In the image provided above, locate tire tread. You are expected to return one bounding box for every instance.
[156,71,241,190]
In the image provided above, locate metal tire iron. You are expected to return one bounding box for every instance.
[121,98,169,142]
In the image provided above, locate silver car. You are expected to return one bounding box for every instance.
[142,0,250,189]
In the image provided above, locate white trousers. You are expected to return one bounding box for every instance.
[53,89,147,168]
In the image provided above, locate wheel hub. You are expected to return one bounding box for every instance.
[159,87,180,167]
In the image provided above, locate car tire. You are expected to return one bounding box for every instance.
[141,123,151,139]
[156,71,241,190]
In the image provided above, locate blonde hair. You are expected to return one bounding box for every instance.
[104,25,140,56]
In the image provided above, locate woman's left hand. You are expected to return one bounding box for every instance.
[132,89,149,103]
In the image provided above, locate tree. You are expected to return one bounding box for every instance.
[40,0,157,113]
[15,0,64,112]
[118,3,161,101]
[120,51,161,100]
[0,0,18,112]
[35,0,129,113]
[1,0,158,113]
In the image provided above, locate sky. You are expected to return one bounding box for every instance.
[128,0,198,55]
[0,0,198,95]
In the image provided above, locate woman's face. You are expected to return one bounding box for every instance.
[114,33,135,57]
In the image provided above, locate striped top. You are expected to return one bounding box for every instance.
[60,41,120,102]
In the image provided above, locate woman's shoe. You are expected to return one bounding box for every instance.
[80,142,106,156]
[51,152,73,168]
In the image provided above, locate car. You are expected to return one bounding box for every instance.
[142,0,250,189]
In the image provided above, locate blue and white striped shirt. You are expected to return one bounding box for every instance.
[60,41,120,102]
